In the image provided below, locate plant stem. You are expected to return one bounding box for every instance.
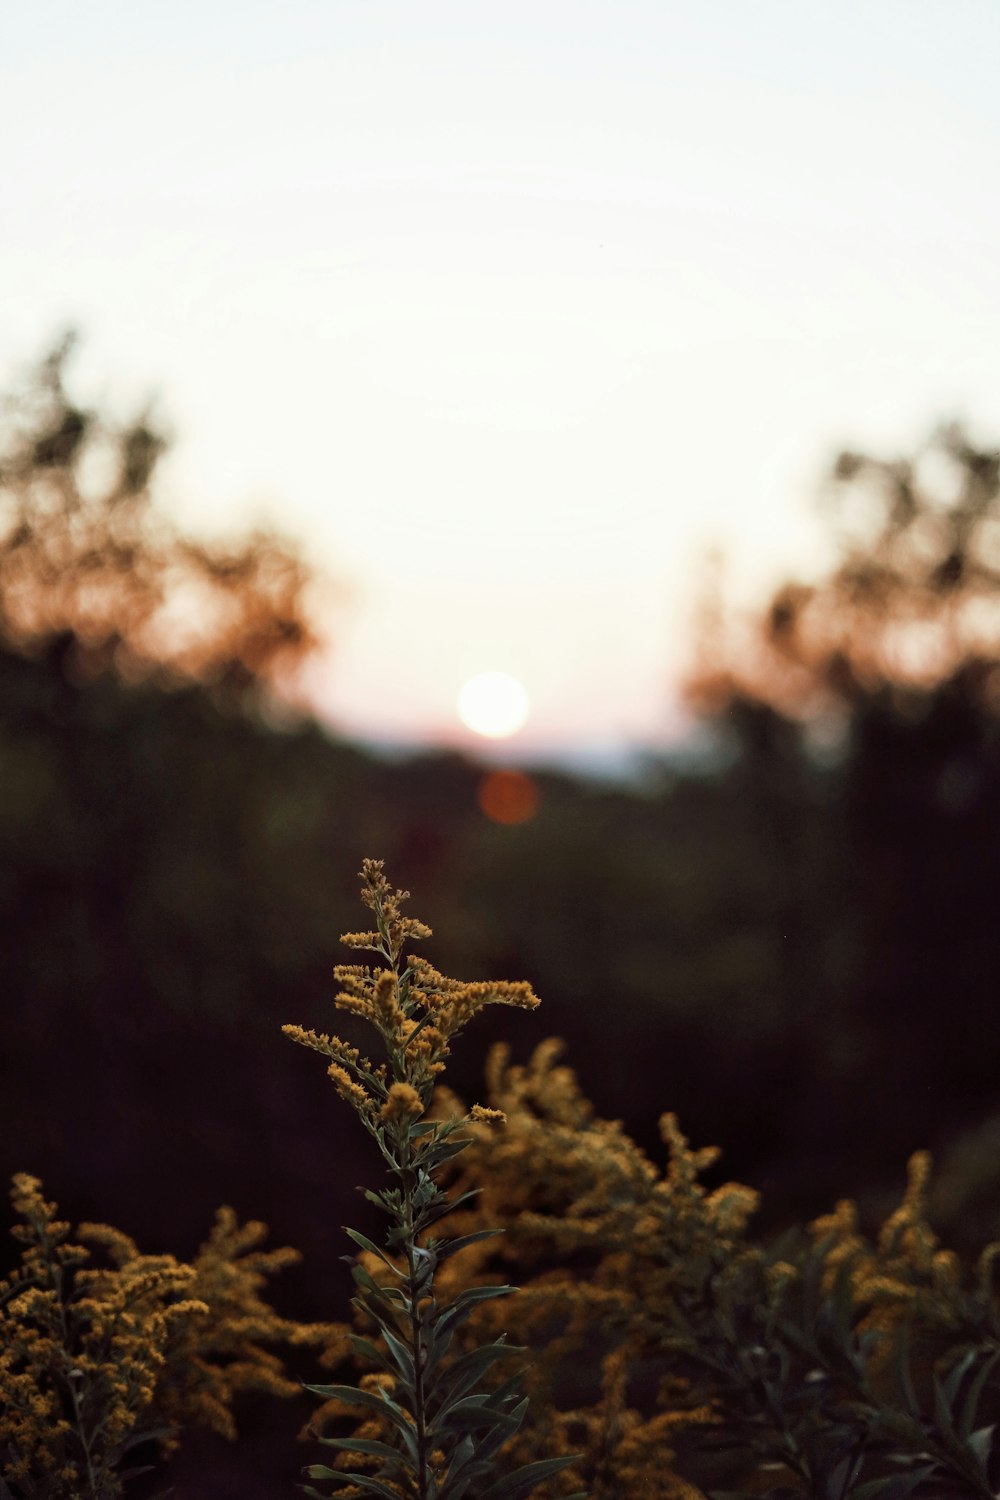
[401,1145,429,1500]
[37,1209,101,1499]
[386,936,431,1497]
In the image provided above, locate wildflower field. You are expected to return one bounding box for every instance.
[7,860,1000,1500]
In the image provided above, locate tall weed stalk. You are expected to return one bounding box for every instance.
[284,859,580,1500]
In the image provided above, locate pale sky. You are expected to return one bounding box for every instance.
[4,1,1000,760]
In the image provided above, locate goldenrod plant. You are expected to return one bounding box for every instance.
[283,859,581,1500]
[432,1043,1000,1500]
[0,1174,329,1498]
[10,860,1000,1499]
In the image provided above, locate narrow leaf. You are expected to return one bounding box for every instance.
[317,1437,407,1468]
[307,1470,405,1500]
[477,1453,583,1500]
[428,1335,520,1399]
[438,1283,516,1328]
[436,1395,522,1432]
[852,1468,937,1500]
[967,1423,995,1470]
[960,1350,1000,1441]
[349,1335,395,1376]
[305,1383,418,1461]
[381,1322,416,1385]
[344,1228,405,1276]
[437,1228,504,1262]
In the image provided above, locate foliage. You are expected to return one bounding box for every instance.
[690,422,1000,724]
[428,1041,1000,1499]
[682,420,1000,1200]
[0,333,322,705]
[0,1174,329,1499]
[284,860,579,1500]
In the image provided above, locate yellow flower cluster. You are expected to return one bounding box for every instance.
[285,867,1000,1498]
[283,859,539,1127]
[380,1082,424,1123]
[806,1146,967,1369]
[289,863,559,1495]
[381,1038,1000,1500]
[0,1175,336,1496]
[1,1174,205,1496]
[317,1040,730,1497]
[154,1205,341,1445]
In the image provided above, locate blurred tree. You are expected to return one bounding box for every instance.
[690,423,1000,725]
[0,332,320,706]
[687,423,1000,1198]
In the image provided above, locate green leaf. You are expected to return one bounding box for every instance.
[351,1288,409,1334]
[344,1227,405,1276]
[435,1395,523,1433]
[306,1382,398,1409]
[351,1262,394,1301]
[871,1407,927,1446]
[415,1187,482,1231]
[436,1228,503,1262]
[305,1384,419,1463]
[894,1323,921,1420]
[441,1435,486,1500]
[960,1350,1000,1440]
[852,1467,936,1500]
[966,1422,995,1470]
[932,1369,958,1442]
[941,1347,979,1407]
[314,1436,407,1469]
[349,1334,395,1376]
[476,1453,583,1500]
[446,1459,496,1500]
[427,1334,520,1398]
[436,1282,516,1340]
[363,1188,399,1216]
[411,1244,438,1290]
[352,1262,410,1306]
[417,1136,473,1169]
[380,1322,416,1386]
[306,1469,405,1499]
[120,1425,175,1453]
[503,1394,530,1434]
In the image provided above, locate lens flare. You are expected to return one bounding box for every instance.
[477,770,540,825]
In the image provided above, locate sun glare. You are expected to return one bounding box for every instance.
[457,672,529,739]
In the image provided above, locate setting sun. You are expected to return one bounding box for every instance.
[457,671,529,739]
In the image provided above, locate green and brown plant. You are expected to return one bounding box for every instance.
[431,1042,1000,1500]
[0,1174,329,1499]
[283,859,581,1500]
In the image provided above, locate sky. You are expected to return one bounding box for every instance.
[4,0,1000,762]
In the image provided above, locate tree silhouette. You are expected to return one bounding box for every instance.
[690,422,1000,728]
[0,332,322,707]
[688,422,1000,1184]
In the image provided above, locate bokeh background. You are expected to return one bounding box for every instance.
[4,3,1000,1493]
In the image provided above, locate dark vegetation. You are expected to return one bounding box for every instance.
[3,340,1000,1492]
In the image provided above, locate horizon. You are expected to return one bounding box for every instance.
[4,0,1000,754]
